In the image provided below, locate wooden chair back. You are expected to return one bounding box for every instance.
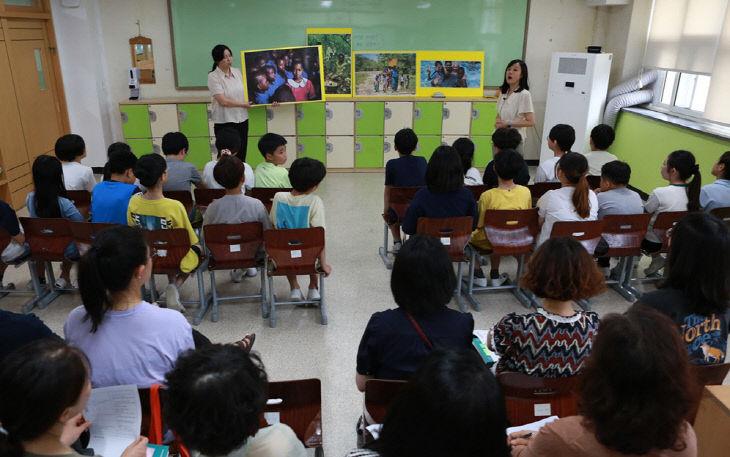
[388,186,422,222]
[710,206,730,227]
[146,228,194,275]
[498,372,582,426]
[481,208,539,256]
[19,218,73,262]
[527,182,561,205]
[264,379,323,448]
[263,227,324,276]
[586,175,601,189]
[364,379,408,425]
[66,190,92,220]
[250,187,293,212]
[416,216,473,261]
[163,190,194,215]
[687,363,730,424]
[651,211,688,253]
[466,184,488,201]
[600,213,652,257]
[193,188,226,212]
[550,220,606,255]
[69,222,118,257]
[203,223,263,271]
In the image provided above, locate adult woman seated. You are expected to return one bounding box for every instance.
[346,350,510,457]
[509,304,697,457]
[355,235,474,391]
[641,212,730,364]
[489,237,604,377]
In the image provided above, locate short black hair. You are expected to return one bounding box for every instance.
[452,137,475,173]
[163,345,268,457]
[214,129,242,159]
[549,124,576,152]
[107,142,132,157]
[425,146,464,192]
[134,153,167,188]
[591,124,615,150]
[257,133,287,158]
[491,128,521,151]
[107,149,138,175]
[213,155,245,189]
[271,84,296,103]
[390,235,457,313]
[54,134,85,162]
[601,160,631,186]
[394,128,418,155]
[288,157,326,192]
[161,132,189,156]
[494,149,525,181]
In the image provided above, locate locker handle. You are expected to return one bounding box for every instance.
[440,140,448,146]
[355,108,363,119]
[414,108,422,119]
[355,142,362,153]
[325,108,333,120]
[297,142,305,153]
[384,108,392,120]
[296,109,304,120]
[178,111,187,122]
[149,111,157,122]
[383,142,391,153]
[207,109,212,121]
[120,112,129,123]
[326,142,333,153]
[153,144,160,154]
[266,108,274,121]
[472,108,480,120]
[442,108,450,120]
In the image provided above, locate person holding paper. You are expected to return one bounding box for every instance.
[0,339,148,457]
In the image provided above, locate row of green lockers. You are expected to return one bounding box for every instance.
[119,101,498,170]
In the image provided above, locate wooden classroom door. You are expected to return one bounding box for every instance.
[0,26,29,173]
[3,18,64,159]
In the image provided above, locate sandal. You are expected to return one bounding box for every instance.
[233,333,256,353]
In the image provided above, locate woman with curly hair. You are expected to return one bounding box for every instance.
[509,304,696,457]
[488,237,605,377]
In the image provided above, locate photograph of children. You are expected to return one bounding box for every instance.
[242,45,325,105]
[306,28,352,96]
[354,52,416,97]
[420,60,482,88]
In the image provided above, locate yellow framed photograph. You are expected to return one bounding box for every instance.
[416,51,485,97]
[306,28,352,98]
[353,51,417,97]
[241,45,326,106]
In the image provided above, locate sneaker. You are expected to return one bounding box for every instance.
[307,288,321,301]
[490,273,510,287]
[392,240,402,254]
[644,256,665,277]
[290,288,304,301]
[165,283,185,313]
[472,269,488,287]
[245,267,258,277]
[230,269,244,283]
[54,278,69,289]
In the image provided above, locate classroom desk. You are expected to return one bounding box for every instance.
[118,97,498,171]
[694,385,730,457]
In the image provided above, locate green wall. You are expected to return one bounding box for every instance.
[612,111,730,194]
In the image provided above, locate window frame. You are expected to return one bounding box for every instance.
[649,68,711,120]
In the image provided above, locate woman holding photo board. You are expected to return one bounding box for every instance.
[494,59,535,155]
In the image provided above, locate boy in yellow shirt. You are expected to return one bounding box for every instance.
[471,149,531,286]
[127,153,200,312]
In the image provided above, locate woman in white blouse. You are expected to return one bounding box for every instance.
[208,44,252,162]
[494,59,535,155]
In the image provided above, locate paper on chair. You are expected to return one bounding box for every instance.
[506,415,559,436]
[84,385,141,457]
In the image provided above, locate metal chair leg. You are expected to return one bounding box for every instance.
[22,260,52,313]
[319,272,327,325]
[194,271,214,325]
[462,249,482,311]
[454,261,467,312]
[260,267,269,318]
[268,275,277,328]
[378,222,394,269]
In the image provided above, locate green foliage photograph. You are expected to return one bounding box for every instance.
[307,32,352,95]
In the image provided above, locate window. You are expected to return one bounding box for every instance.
[651,69,711,117]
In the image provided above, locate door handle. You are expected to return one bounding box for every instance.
[178,111,187,122]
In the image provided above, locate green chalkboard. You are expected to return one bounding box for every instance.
[169,0,528,89]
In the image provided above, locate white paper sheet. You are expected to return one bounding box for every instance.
[506,415,559,436]
[84,385,141,457]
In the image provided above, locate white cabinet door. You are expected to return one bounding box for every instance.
[326,136,354,168]
[441,135,463,148]
[383,135,399,163]
[284,135,296,168]
[148,104,179,138]
[384,101,413,135]
[325,102,354,136]
[266,105,296,136]
[441,102,472,136]
[151,137,163,155]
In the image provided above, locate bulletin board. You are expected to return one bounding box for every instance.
[168,0,529,89]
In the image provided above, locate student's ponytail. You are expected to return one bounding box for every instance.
[78,226,149,332]
[667,150,702,212]
[558,152,591,218]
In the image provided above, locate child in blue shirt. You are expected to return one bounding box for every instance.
[383,128,426,252]
[91,149,140,224]
[700,151,730,212]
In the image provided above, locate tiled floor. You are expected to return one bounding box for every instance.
[0,172,724,456]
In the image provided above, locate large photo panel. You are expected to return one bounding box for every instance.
[353,51,417,97]
[416,51,485,97]
[306,28,352,98]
